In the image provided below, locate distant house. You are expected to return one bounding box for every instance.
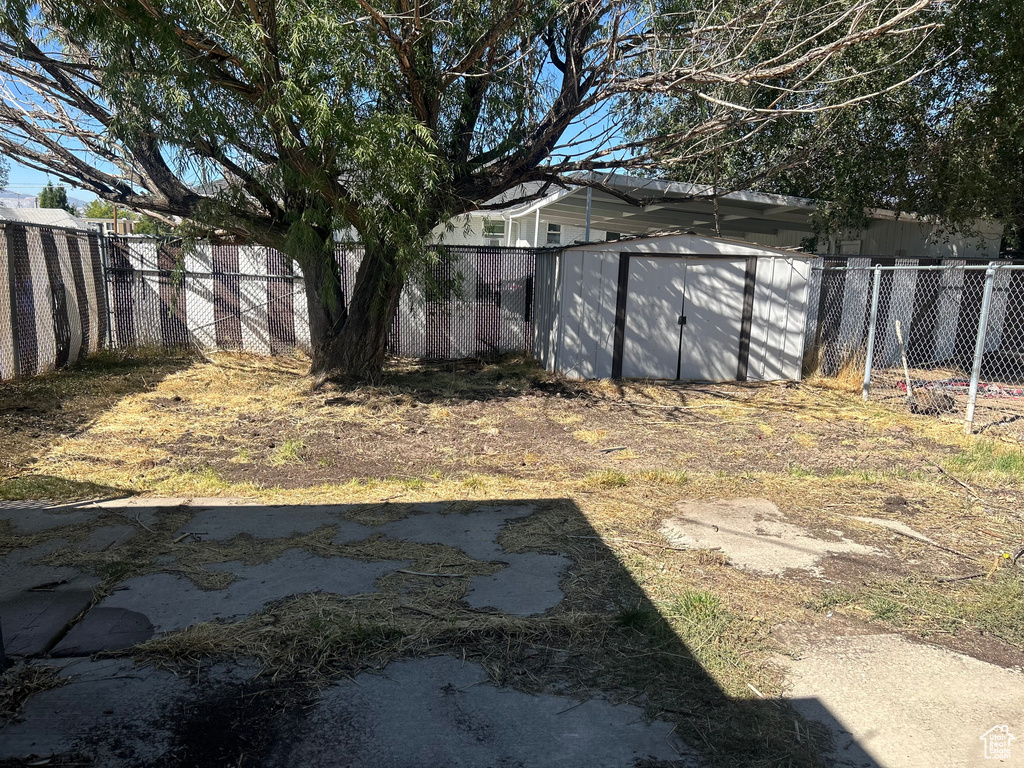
[0,206,85,229]
[82,217,135,235]
[439,173,1003,259]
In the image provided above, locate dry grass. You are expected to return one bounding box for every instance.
[1,664,66,723]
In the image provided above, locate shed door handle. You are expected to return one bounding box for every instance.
[678,315,687,326]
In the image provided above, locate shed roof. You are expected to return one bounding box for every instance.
[0,206,86,229]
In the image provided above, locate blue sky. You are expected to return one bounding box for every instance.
[3,159,94,201]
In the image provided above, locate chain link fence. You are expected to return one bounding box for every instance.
[0,222,108,379]
[104,238,536,361]
[806,258,1024,437]
[1,225,539,380]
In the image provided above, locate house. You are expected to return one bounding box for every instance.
[440,173,1003,258]
[533,233,814,381]
[83,217,135,235]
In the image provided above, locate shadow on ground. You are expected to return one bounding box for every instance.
[0,496,869,768]
[0,349,196,488]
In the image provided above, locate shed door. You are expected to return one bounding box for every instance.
[676,259,746,381]
[621,257,687,379]
[620,257,746,381]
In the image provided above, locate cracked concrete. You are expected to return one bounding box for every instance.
[100,549,409,633]
[661,498,881,576]
[266,656,698,768]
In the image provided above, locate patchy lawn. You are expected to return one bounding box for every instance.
[2,351,1023,766]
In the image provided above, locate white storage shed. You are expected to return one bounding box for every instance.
[533,234,815,381]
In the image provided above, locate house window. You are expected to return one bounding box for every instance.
[546,223,562,245]
[483,219,505,246]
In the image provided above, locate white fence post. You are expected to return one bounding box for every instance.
[965,263,998,435]
[862,264,882,401]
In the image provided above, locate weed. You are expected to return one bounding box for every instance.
[268,439,306,466]
[584,469,630,488]
[947,440,1024,485]
[639,469,689,486]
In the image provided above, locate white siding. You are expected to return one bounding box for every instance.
[540,235,814,381]
[436,215,606,248]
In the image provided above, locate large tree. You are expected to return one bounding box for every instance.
[0,0,935,379]
[644,0,1023,250]
[37,180,76,214]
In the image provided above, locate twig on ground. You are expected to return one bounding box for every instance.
[397,569,465,578]
[121,512,155,533]
[598,446,626,453]
[936,572,987,583]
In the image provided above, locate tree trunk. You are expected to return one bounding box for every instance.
[307,241,405,383]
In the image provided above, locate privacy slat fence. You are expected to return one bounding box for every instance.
[0,223,108,379]
[0,223,537,380]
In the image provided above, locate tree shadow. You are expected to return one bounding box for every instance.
[0,496,880,767]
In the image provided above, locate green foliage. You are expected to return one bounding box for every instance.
[37,181,76,214]
[132,215,170,235]
[0,0,939,374]
[642,2,1024,247]
[82,199,114,218]
[946,440,1024,485]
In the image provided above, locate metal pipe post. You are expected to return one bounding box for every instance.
[862,264,882,401]
[965,263,998,434]
[584,187,592,242]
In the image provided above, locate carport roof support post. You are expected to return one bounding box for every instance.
[965,263,997,434]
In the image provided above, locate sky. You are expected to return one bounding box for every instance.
[2,159,94,201]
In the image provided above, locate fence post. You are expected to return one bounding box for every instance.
[862,264,882,401]
[99,230,114,349]
[965,262,998,435]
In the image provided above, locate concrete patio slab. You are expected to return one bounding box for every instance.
[0,658,255,765]
[1,587,95,657]
[378,503,536,560]
[266,655,698,768]
[0,540,78,600]
[0,500,102,533]
[50,607,155,657]
[76,524,137,552]
[785,632,1024,768]
[661,498,880,576]
[466,552,570,615]
[175,504,371,542]
[99,549,408,632]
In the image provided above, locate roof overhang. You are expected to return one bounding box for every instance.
[471,173,819,239]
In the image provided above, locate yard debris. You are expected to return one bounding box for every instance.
[598,446,627,453]
[850,516,975,561]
